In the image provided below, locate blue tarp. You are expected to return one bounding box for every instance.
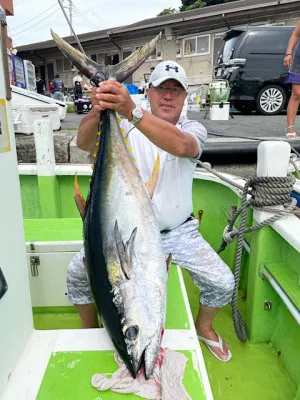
[123,83,139,94]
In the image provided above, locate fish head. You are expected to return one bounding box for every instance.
[114,278,164,379]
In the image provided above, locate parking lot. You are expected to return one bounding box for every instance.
[61,109,300,179]
[62,109,300,140]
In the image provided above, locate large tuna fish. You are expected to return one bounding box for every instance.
[51,31,170,379]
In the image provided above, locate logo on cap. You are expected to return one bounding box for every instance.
[165,65,179,73]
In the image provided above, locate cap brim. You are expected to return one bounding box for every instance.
[150,77,188,91]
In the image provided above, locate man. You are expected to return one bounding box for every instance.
[73,71,83,86]
[36,75,45,95]
[67,61,234,362]
[73,72,83,100]
[138,66,155,94]
[52,74,65,101]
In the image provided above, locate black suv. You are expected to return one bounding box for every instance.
[214,26,294,115]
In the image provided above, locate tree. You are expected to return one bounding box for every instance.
[158,0,240,15]
[205,0,239,5]
[157,8,178,16]
[180,0,239,11]
[180,0,206,11]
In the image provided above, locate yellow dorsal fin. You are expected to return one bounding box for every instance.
[145,154,160,199]
[74,173,86,219]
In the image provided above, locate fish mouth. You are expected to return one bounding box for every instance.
[129,349,146,379]
[128,339,161,379]
[50,29,161,83]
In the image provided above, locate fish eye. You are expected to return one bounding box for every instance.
[125,325,139,340]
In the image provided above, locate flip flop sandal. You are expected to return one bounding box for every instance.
[286,126,298,139]
[286,132,298,139]
[198,332,232,362]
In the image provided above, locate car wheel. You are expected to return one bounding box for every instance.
[256,85,286,115]
[233,103,255,114]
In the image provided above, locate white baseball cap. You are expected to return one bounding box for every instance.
[149,61,188,91]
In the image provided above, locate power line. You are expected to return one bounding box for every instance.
[14,0,27,6]
[72,4,98,30]
[11,7,61,38]
[10,3,58,33]
[73,0,98,17]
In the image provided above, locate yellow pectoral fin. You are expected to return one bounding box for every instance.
[145,153,160,199]
[74,173,87,219]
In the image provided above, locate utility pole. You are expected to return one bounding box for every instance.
[68,0,72,37]
[57,0,85,54]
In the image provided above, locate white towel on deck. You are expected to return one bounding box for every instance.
[91,348,191,400]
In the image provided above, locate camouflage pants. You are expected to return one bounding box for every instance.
[67,219,234,308]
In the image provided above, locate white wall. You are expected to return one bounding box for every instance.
[0,22,33,397]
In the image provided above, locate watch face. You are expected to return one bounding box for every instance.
[134,107,143,119]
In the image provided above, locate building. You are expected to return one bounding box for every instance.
[0,0,14,49]
[16,0,300,91]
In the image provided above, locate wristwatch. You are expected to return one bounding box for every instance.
[129,105,143,125]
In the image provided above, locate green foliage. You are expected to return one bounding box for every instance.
[180,0,239,11]
[180,0,206,11]
[205,0,239,5]
[66,103,75,113]
[157,7,177,16]
[158,0,240,15]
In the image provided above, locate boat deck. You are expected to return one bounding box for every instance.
[17,217,298,400]
[5,224,213,400]
[185,271,297,400]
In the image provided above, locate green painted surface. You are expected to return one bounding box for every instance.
[24,218,83,242]
[183,269,297,400]
[192,179,241,270]
[58,175,90,218]
[33,307,82,330]
[38,176,61,218]
[271,303,300,386]
[20,175,41,219]
[266,263,300,311]
[37,350,205,400]
[21,176,300,399]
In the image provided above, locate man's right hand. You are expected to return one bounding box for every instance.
[90,87,107,113]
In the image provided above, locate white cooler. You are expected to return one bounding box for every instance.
[12,103,61,135]
[209,102,230,120]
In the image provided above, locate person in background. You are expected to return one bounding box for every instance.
[67,60,234,363]
[138,66,155,94]
[284,20,300,139]
[52,74,65,102]
[49,80,54,98]
[73,72,83,100]
[36,75,45,95]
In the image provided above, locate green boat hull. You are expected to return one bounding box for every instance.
[20,171,300,400]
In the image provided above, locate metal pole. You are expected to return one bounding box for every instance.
[57,0,86,55]
[263,270,300,326]
[69,0,72,37]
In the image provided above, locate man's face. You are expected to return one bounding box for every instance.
[146,79,187,125]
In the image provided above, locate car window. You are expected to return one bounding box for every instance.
[240,30,293,57]
[217,33,243,64]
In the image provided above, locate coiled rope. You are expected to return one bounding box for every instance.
[197,160,300,342]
